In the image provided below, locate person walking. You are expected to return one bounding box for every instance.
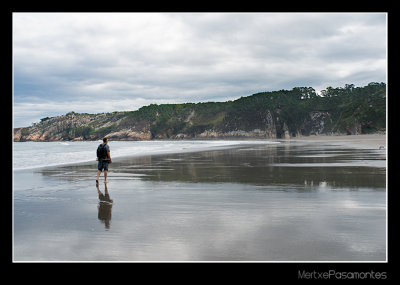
[96,137,112,185]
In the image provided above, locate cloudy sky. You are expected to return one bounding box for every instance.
[13,12,387,127]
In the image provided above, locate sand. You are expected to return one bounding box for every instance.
[13,135,387,261]
[282,134,387,150]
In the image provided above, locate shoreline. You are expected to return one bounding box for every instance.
[14,133,386,144]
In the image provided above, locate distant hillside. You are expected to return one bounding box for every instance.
[14,82,386,142]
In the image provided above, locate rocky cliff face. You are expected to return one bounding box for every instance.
[14,83,386,142]
[14,112,152,142]
[14,109,334,142]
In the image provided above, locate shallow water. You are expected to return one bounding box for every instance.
[13,141,386,261]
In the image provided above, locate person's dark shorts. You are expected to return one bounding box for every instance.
[98,160,109,171]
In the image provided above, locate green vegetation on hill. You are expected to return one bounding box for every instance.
[121,82,385,137]
[17,82,386,141]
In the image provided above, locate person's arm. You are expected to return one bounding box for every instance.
[107,151,112,163]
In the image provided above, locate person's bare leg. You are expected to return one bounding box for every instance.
[104,170,108,183]
[96,170,101,184]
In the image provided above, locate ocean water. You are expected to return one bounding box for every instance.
[13,140,279,171]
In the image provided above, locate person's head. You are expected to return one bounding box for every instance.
[103,137,108,144]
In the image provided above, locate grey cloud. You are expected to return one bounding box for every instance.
[13,13,387,127]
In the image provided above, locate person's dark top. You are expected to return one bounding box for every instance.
[100,143,110,160]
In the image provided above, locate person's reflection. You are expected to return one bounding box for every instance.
[97,183,113,230]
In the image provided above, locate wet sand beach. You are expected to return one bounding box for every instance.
[285,133,387,149]
[13,135,386,261]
